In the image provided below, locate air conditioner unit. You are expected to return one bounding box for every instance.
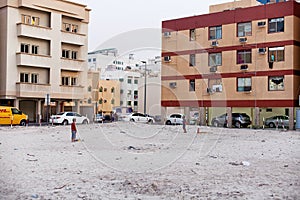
[169,82,177,88]
[239,37,247,43]
[258,48,266,54]
[211,41,218,47]
[240,65,248,70]
[212,85,223,92]
[257,21,266,27]
[209,66,217,73]
[164,32,171,37]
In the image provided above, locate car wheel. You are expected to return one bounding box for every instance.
[269,122,275,128]
[20,120,26,126]
[130,118,135,122]
[165,120,171,125]
[82,120,88,124]
[234,121,241,128]
[212,120,219,127]
[62,120,68,125]
[148,119,153,124]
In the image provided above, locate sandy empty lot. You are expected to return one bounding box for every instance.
[0,122,299,199]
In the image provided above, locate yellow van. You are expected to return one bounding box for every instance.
[0,106,28,126]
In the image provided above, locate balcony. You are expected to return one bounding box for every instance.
[17,23,52,40]
[16,83,51,98]
[16,53,51,68]
[55,85,85,99]
[61,58,85,71]
[61,31,86,46]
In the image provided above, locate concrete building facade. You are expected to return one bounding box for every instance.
[161,0,300,128]
[0,0,90,122]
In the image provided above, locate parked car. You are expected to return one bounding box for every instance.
[165,113,184,125]
[50,112,89,125]
[94,114,104,123]
[211,113,251,128]
[264,115,294,128]
[129,112,155,124]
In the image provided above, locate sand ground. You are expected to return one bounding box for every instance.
[0,122,299,199]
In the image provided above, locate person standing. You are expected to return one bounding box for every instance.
[71,118,77,142]
[182,115,187,133]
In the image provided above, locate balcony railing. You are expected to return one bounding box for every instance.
[61,58,85,71]
[57,85,85,99]
[16,53,51,68]
[61,30,86,46]
[16,83,51,98]
[17,23,52,40]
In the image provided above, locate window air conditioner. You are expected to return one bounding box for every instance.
[212,85,223,92]
[240,65,248,70]
[258,48,266,54]
[257,21,266,27]
[169,82,177,88]
[209,66,217,72]
[211,41,218,47]
[164,56,171,62]
[164,32,171,37]
[239,37,247,43]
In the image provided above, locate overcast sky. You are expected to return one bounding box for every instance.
[72,0,231,53]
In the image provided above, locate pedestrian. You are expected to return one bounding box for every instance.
[182,115,187,133]
[71,118,77,142]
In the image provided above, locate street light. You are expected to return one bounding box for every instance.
[141,61,147,114]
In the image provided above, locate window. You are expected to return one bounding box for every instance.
[31,17,39,26]
[111,99,115,104]
[127,79,132,84]
[104,88,107,92]
[209,53,222,66]
[269,47,284,62]
[21,43,29,53]
[189,29,196,41]
[134,79,138,84]
[64,23,71,32]
[237,50,252,64]
[127,101,132,106]
[119,78,124,82]
[20,73,29,83]
[31,74,38,83]
[134,101,138,106]
[237,22,252,37]
[93,58,96,62]
[99,87,103,92]
[189,79,195,91]
[62,50,70,58]
[88,59,91,62]
[71,77,77,86]
[88,98,92,104]
[22,15,31,24]
[268,17,284,33]
[72,24,78,33]
[61,77,70,86]
[71,51,78,60]
[88,86,92,92]
[120,101,124,105]
[209,26,222,40]
[164,56,171,62]
[189,54,196,67]
[237,77,251,92]
[269,76,284,91]
[111,87,115,93]
[31,45,39,54]
[99,98,103,104]
[134,91,138,99]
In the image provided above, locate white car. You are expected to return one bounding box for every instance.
[165,113,184,125]
[129,112,155,124]
[50,112,89,125]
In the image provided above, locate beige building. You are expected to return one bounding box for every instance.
[162,0,300,128]
[0,0,90,122]
[97,80,121,114]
